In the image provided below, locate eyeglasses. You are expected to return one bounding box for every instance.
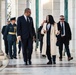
[60,18,64,20]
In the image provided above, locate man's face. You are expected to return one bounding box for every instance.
[7,21,10,24]
[11,20,16,24]
[25,10,31,17]
[60,17,65,22]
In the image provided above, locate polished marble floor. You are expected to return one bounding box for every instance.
[0,51,76,75]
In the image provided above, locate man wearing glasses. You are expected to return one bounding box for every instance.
[57,15,73,61]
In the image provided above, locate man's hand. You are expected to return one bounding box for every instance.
[17,36,21,41]
[33,36,36,41]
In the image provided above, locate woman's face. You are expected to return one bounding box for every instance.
[46,16,49,23]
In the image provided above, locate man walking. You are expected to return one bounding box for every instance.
[4,17,17,59]
[17,8,36,65]
[57,15,73,61]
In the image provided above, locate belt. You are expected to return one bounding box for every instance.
[8,32,16,35]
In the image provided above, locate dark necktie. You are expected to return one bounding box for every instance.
[27,17,29,22]
[61,23,64,35]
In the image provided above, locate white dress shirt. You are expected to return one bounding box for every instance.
[24,15,27,21]
[24,15,30,22]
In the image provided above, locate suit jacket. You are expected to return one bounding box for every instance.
[57,21,72,45]
[2,25,7,40]
[17,15,36,40]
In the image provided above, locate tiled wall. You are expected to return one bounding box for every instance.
[60,0,64,15]
[17,0,27,16]
[52,0,60,22]
[43,0,52,20]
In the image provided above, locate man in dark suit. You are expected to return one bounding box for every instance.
[17,8,36,65]
[57,15,73,61]
[4,17,17,59]
[2,21,10,55]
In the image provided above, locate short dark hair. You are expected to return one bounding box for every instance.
[60,15,64,17]
[24,8,31,13]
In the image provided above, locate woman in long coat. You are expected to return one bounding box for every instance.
[41,15,59,64]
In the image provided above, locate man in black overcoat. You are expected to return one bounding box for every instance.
[57,15,73,61]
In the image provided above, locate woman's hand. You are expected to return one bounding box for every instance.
[41,20,46,26]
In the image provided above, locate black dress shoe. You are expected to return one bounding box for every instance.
[47,61,52,65]
[59,57,62,61]
[29,61,32,65]
[13,57,17,59]
[53,62,56,64]
[10,57,13,59]
[25,62,28,65]
[42,55,46,57]
[68,57,73,61]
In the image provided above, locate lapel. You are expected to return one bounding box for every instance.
[64,21,66,32]
[22,15,27,22]
[59,22,62,28]
[58,22,62,31]
[51,25,53,33]
[51,25,54,34]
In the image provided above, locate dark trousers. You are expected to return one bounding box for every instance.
[46,45,52,61]
[18,41,21,53]
[22,38,33,62]
[59,37,71,59]
[8,40,17,58]
[40,39,43,53]
[4,39,8,55]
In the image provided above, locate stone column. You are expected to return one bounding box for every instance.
[64,0,68,22]
[0,0,4,67]
[35,0,39,49]
[74,0,76,53]
[39,0,43,26]
[1,0,5,52]
[68,0,75,52]
[0,0,1,52]
[69,0,76,53]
